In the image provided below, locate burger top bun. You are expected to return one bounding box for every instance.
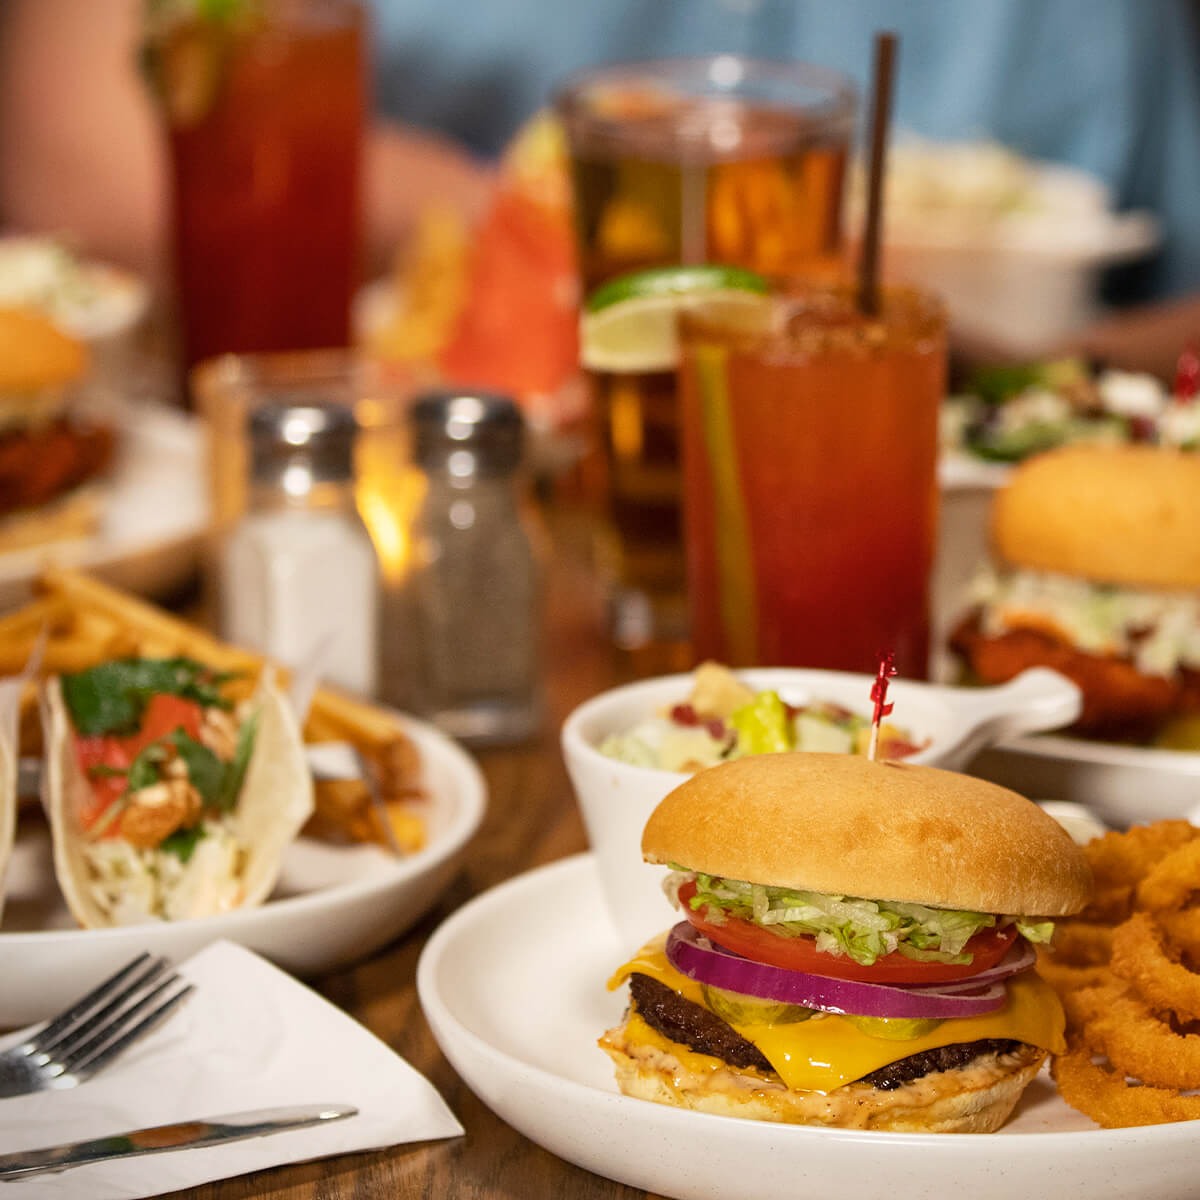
[0,308,88,394]
[991,444,1200,591]
[642,753,1091,916]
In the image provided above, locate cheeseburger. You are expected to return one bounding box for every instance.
[951,444,1200,739]
[0,308,113,551]
[601,754,1090,1132]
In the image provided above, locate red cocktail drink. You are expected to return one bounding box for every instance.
[679,287,946,676]
[154,1,365,369]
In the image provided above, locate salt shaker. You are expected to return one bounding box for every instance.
[390,390,541,743]
[221,402,380,696]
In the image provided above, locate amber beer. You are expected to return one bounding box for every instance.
[558,59,855,651]
[678,287,947,677]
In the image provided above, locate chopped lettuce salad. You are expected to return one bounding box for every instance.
[599,662,920,772]
[942,360,1199,463]
[668,870,1053,967]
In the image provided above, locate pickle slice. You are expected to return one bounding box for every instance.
[701,983,814,1027]
[842,1013,944,1041]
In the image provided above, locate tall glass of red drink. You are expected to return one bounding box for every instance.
[148,0,365,371]
[678,286,946,677]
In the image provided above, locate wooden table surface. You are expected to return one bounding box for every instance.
[166,516,669,1200]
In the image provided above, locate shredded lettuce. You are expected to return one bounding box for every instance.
[1014,919,1054,944]
[672,870,1054,968]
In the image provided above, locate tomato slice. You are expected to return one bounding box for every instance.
[123,693,205,756]
[73,736,132,832]
[677,879,1019,984]
[72,693,207,835]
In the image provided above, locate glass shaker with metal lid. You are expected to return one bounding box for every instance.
[220,401,381,696]
[388,389,541,743]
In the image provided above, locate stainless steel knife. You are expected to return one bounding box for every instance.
[0,1103,358,1181]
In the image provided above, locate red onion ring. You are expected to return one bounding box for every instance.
[664,923,1034,1019]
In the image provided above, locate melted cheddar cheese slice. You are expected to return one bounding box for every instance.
[609,934,1065,1093]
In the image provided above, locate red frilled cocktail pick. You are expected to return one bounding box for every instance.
[1174,343,1200,403]
[867,650,896,761]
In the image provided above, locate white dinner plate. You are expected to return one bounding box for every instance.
[971,735,1200,829]
[0,401,209,610]
[0,714,485,1026]
[419,853,1200,1200]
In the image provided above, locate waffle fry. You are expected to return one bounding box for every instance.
[8,567,426,852]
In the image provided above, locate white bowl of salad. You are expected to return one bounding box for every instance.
[561,663,1081,946]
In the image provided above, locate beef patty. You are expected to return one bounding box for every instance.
[629,973,1024,1091]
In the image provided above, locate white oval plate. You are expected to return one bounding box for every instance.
[419,853,1200,1200]
[972,735,1200,829]
[0,714,485,1026]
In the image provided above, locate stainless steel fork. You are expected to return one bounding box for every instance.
[0,953,193,1098]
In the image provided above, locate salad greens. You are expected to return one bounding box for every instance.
[679,871,1052,967]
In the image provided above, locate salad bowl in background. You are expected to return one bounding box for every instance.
[561,666,1081,947]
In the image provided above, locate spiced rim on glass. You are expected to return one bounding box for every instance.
[678,282,947,678]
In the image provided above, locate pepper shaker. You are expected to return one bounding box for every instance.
[388,390,542,743]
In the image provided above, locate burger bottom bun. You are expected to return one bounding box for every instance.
[601,1022,1045,1133]
[950,613,1200,740]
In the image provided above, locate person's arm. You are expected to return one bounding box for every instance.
[0,0,492,277]
[1069,295,1200,381]
[0,0,165,274]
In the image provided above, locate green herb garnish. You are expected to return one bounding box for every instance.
[169,729,227,808]
[125,741,169,792]
[159,825,207,863]
[87,763,128,780]
[61,657,236,737]
[215,707,258,812]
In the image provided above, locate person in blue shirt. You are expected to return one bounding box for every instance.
[1,0,1197,372]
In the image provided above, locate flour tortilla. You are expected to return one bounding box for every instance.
[0,676,19,925]
[43,670,314,928]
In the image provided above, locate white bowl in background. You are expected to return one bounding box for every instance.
[561,667,1081,948]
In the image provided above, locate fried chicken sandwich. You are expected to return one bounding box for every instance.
[951,444,1200,739]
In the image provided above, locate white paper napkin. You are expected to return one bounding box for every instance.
[0,940,463,1198]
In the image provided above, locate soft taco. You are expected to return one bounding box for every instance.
[42,656,313,927]
[0,673,19,924]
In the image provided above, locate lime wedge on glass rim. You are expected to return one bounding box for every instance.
[580,265,771,374]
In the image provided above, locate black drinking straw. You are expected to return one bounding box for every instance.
[857,32,898,318]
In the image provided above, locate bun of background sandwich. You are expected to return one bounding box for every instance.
[951,444,1200,738]
[0,309,112,552]
[603,754,1090,1133]
[991,445,1200,591]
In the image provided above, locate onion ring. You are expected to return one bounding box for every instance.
[1035,955,1112,997]
[1086,822,1198,889]
[1052,921,1114,967]
[1159,908,1200,961]
[1136,840,1200,915]
[1052,1043,1200,1127]
[1111,912,1200,1022]
[1083,988,1200,1089]
[1081,883,1133,925]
